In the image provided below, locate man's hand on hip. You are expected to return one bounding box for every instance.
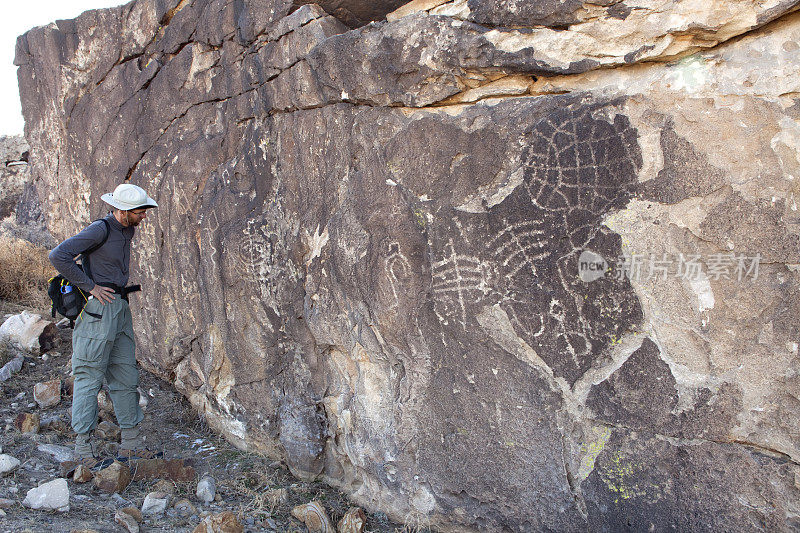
[89,285,116,304]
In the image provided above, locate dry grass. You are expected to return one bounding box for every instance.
[0,339,12,367]
[0,234,54,309]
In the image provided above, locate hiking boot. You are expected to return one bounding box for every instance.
[116,448,164,463]
[73,432,111,471]
[75,455,114,472]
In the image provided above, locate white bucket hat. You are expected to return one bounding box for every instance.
[101,183,158,210]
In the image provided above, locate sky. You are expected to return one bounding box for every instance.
[0,0,126,137]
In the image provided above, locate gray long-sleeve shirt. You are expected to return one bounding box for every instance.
[49,213,135,292]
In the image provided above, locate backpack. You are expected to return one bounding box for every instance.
[48,219,110,325]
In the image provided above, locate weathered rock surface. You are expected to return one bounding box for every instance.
[338,506,366,533]
[192,511,244,533]
[15,412,40,434]
[72,464,93,483]
[115,507,141,533]
[295,0,407,27]
[196,475,216,503]
[0,454,21,475]
[0,312,57,355]
[0,355,24,382]
[141,491,170,515]
[96,389,113,414]
[174,498,197,517]
[22,478,69,512]
[37,443,74,464]
[0,135,51,246]
[95,420,121,441]
[33,378,61,408]
[16,0,800,531]
[94,461,131,493]
[0,136,28,219]
[291,501,335,533]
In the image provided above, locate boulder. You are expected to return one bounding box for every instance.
[192,511,244,533]
[33,378,61,408]
[15,412,39,434]
[93,461,131,494]
[16,0,800,530]
[295,0,407,27]
[0,454,21,475]
[141,491,170,516]
[0,312,56,355]
[291,501,335,533]
[338,507,366,533]
[22,478,69,512]
[0,136,50,245]
[196,475,216,504]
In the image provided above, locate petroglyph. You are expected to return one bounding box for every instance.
[303,225,330,266]
[522,103,640,218]
[240,218,275,300]
[488,219,551,278]
[424,98,642,384]
[431,239,490,327]
[385,242,411,308]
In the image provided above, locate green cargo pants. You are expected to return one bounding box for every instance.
[71,295,143,435]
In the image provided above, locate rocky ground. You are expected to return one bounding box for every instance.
[0,300,405,533]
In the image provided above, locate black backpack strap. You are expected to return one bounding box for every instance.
[83,219,110,256]
[81,219,110,281]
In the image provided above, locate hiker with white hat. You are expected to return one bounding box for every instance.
[49,183,162,469]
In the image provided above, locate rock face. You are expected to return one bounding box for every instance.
[15,0,800,531]
[0,136,28,217]
[0,135,51,246]
[294,0,407,27]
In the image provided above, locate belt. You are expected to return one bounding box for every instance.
[97,283,141,300]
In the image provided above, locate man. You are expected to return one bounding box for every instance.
[49,183,162,469]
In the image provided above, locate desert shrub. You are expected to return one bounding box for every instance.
[0,234,54,308]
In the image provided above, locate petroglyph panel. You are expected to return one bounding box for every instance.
[419,96,644,384]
